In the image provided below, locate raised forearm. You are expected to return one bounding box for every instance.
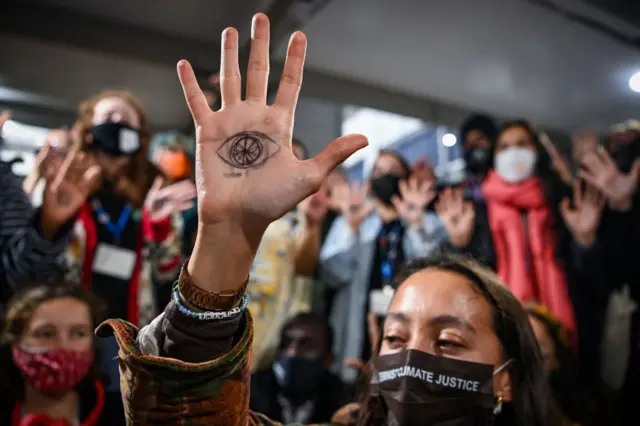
[187,221,263,293]
[294,222,322,277]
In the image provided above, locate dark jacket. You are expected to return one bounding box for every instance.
[250,368,348,424]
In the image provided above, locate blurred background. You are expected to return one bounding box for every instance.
[2,0,638,178]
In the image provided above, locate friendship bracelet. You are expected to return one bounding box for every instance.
[172,285,249,321]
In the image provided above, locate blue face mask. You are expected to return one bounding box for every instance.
[272,355,326,398]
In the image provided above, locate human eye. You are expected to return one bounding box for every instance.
[217,131,280,175]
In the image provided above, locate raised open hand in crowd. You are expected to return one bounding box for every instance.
[436,186,476,247]
[40,147,101,239]
[539,132,573,185]
[180,13,367,291]
[332,181,374,233]
[144,176,197,222]
[390,175,435,228]
[579,145,640,211]
[297,191,330,225]
[559,180,605,247]
[571,130,599,163]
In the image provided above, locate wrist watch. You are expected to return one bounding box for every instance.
[178,259,248,311]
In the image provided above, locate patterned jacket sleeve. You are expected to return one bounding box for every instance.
[96,301,290,426]
[0,163,70,294]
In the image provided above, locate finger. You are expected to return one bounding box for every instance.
[390,194,403,212]
[398,179,409,199]
[597,145,617,170]
[52,149,79,191]
[559,197,572,220]
[631,158,640,180]
[572,180,582,209]
[150,175,164,195]
[274,31,307,117]
[577,169,598,188]
[220,27,241,107]
[409,175,418,192]
[580,152,600,173]
[245,14,270,103]
[344,359,366,371]
[177,60,210,124]
[367,312,382,350]
[462,201,476,219]
[310,134,368,186]
[174,201,196,212]
[79,165,102,194]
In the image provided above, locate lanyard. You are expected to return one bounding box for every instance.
[379,224,402,288]
[91,198,132,243]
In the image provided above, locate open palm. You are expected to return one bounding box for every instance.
[177,15,367,238]
[391,176,435,227]
[559,180,604,247]
[436,187,476,247]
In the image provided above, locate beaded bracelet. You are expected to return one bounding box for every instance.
[172,284,249,321]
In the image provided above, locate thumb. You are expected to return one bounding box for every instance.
[631,158,640,180]
[559,197,572,220]
[311,134,368,181]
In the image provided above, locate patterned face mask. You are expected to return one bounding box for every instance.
[12,346,94,395]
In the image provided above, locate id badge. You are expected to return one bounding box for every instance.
[93,244,137,280]
[369,286,395,316]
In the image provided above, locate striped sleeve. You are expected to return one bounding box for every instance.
[0,163,70,291]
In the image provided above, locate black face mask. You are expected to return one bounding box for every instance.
[370,350,500,426]
[464,147,491,175]
[371,174,402,206]
[272,356,326,399]
[90,122,141,157]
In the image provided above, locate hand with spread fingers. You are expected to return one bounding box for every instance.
[436,187,476,247]
[181,14,368,291]
[391,176,435,228]
[559,180,605,247]
[297,192,329,225]
[40,148,102,239]
[332,181,374,233]
[144,176,197,222]
[579,146,640,211]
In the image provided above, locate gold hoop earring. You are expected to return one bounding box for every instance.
[493,395,504,415]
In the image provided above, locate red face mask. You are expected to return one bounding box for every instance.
[12,346,94,395]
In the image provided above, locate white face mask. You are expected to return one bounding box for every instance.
[494,147,537,183]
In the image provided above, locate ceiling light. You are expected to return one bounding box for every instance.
[442,133,457,147]
[630,71,640,93]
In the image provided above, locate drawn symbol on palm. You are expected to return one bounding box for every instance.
[217,131,280,170]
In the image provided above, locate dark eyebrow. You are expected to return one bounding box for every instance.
[385,312,411,325]
[429,315,476,334]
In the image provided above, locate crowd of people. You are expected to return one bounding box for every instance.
[0,12,638,426]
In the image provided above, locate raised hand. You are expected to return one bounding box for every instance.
[436,187,476,247]
[391,176,435,228]
[579,146,640,211]
[559,180,605,247]
[540,132,573,185]
[297,192,329,225]
[144,176,197,222]
[180,14,367,291]
[40,148,101,239]
[332,181,374,233]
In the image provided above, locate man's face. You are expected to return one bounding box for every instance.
[463,129,492,152]
[279,323,327,361]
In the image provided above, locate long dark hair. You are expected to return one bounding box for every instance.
[495,120,572,265]
[0,283,106,404]
[356,252,563,426]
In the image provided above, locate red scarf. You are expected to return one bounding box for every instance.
[482,170,576,334]
[12,380,105,426]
